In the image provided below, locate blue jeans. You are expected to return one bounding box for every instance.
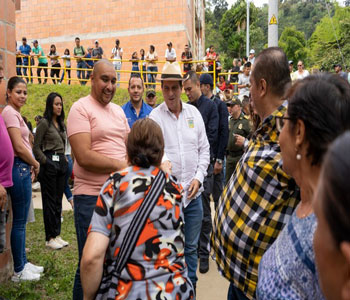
[64,155,73,201]
[184,195,203,287]
[147,66,158,89]
[73,194,98,300]
[228,283,250,300]
[9,157,32,273]
[22,60,33,83]
[77,61,86,85]
[114,63,122,87]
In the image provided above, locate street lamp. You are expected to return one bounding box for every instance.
[246,0,250,57]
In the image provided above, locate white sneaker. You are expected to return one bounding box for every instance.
[11,268,40,282]
[55,236,69,247]
[25,262,44,274]
[46,238,63,250]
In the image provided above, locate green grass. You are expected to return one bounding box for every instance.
[22,84,188,125]
[0,210,77,300]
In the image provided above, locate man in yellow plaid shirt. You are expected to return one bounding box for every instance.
[212,47,300,300]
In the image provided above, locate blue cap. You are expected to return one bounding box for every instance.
[200,73,213,86]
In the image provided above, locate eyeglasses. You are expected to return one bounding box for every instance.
[297,65,303,67]
[275,116,292,132]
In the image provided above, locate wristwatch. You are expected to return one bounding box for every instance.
[216,159,223,164]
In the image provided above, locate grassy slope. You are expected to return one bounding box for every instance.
[21,84,188,125]
[0,210,76,300]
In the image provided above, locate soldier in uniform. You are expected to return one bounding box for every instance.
[225,99,251,183]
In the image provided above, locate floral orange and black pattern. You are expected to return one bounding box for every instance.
[89,165,194,300]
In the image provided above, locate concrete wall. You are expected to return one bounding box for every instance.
[15,0,204,84]
[0,0,16,282]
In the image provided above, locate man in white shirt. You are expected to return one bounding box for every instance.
[110,39,123,87]
[248,49,255,65]
[238,62,251,101]
[149,62,210,292]
[165,42,176,62]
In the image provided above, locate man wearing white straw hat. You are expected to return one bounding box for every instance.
[149,62,210,293]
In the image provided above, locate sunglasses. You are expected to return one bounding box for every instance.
[297,65,303,67]
[147,94,155,98]
[275,116,292,132]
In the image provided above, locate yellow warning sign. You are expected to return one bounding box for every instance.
[269,14,277,25]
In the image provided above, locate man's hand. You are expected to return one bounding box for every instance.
[0,184,7,212]
[160,160,172,174]
[234,134,245,147]
[213,162,223,175]
[188,179,200,200]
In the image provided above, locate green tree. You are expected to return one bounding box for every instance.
[279,26,308,65]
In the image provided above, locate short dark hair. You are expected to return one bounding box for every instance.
[244,62,251,68]
[321,131,350,246]
[183,70,199,84]
[128,74,144,87]
[252,47,291,97]
[150,45,155,52]
[286,73,350,165]
[75,37,80,41]
[127,118,164,168]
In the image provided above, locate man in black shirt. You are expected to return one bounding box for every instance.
[181,45,193,73]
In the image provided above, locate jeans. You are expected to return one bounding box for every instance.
[50,63,61,84]
[64,155,73,201]
[39,153,67,241]
[147,66,158,89]
[114,62,122,87]
[60,68,71,85]
[184,195,203,287]
[73,194,98,300]
[9,157,32,273]
[37,62,48,84]
[228,283,250,300]
[77,61,86,85]
[16,58,22,76]
[142,65,147,83]
[0,192,9,253]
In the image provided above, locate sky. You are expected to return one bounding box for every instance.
[226,0,344,8]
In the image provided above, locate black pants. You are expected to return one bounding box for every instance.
[50,63,61,84]
[37,62,48,84]
[39,153,67,241]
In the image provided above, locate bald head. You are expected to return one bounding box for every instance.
[92,59,115,77]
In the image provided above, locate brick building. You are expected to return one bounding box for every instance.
[15,0,205,83]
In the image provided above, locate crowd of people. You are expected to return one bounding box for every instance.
[1,45,350,300]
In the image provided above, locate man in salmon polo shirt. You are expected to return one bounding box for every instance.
[67,59,130,300]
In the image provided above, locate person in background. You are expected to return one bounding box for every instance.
[122,75,152,128]
[130,51,139,76]
[248,49,255,65]
[74,37,87,85]
[80,118,194,300]
[19,37,32,83]
[146,45,158,89]
[64,138,73,209]
[48,44,61,84]
[241,95,250,116]
[212,47,300,300]
[240,56,248,72]
[33,92,68,250]
[145,89,157,108]
[16,42,22,77]
[217,75,227,91]
[92,40,103,59]
[206,45,217,79]
[33,115,42,135]
[225,99,251,184]
[257,73,350,299]
[238,62,251,101]
[2,77,43,282]
[140,48,147,83]
[293,60,309,80]
[111,39,123,88]
[60,49,71,85]
[31,40,48,84]
[181,44,193,73]
[85,47,94,80]
[165,42,176,62]
[67,60,129,300]
[313,132,350,300]
[334,63,348,81]
[199,73,229,273]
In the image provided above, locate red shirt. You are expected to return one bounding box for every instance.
[206,51,217,66]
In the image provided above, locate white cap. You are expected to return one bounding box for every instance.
[249,49,255,54]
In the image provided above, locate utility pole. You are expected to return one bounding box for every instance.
[246,0,250,57]
[268,0,278,47]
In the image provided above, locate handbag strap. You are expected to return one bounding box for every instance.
[114,168,166,276]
